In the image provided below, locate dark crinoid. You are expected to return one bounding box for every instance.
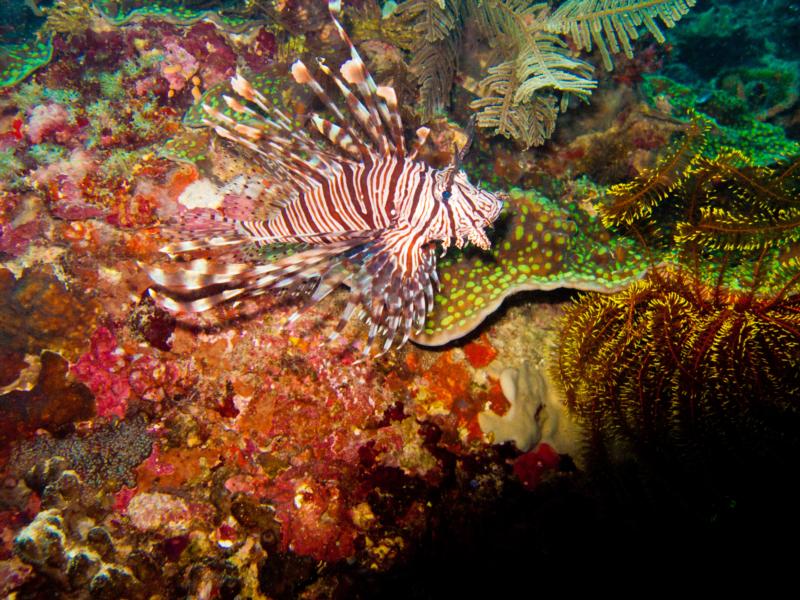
[599,117,800,256]
[555,122,800,465]
[553,265,800,456]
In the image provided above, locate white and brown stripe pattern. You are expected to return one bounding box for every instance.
[147,0,503,356]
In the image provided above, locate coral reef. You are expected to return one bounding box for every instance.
[552,90,800,459]
[0,38,53,89]
[393,0,696,146]
[0,351,95,446]
[0,265,100,358]
[478,361,554,452]
[641,74,800,164]
[0,0,798,594]
[598,124,800,284]
[11,415,152,490]
[14,462,146,597]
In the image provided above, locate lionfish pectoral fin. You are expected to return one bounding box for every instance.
[148,286,246,314]
[148,237,373,318]
[332,233,438,357]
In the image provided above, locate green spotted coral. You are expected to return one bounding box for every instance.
[413,188,661,346]
[182,71,289,128]
[0,37,53,89]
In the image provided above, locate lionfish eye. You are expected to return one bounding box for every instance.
[442,190,452,201]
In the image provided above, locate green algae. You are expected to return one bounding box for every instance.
[641,74,800,165]
[0,148,26,189]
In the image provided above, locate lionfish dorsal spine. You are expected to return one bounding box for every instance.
[408,127,430,162]
[289,61,369,160]
[325,0,399,155]
[309,58,389,156]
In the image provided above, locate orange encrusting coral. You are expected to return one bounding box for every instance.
[463,334,498,368]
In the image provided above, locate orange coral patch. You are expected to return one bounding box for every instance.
[167,164,199,200]
[135,445,219,491]
[422,352,470,412]
[463,334,498,368]
[484,377,510,415]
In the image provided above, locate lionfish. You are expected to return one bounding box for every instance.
[147,0,503,355]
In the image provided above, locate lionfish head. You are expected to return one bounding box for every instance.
[436,168,503,251]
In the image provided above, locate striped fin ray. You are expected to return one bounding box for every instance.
[158,211,256,255]
[149,238,375,315]
[325,0,403,156]
[158,211,286,255]
[376,86,405,156]
[204,105,336,190]
[204,74,355,193]
[313,59,387,155]
[337,57,390,155]
[408,126,431,161]
[289,60,371,161]
[226,72,344,164]
[329,235,438,357]
[205,116,321,189]
[308,114,362,159]
[283,243,376,326]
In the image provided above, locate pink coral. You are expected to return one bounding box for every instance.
[26,103,70,144]
[242,28,277,73]
[177,23,236,87]
[133,75,160,96]
[112,486,137,512]
[31,149,95,188]
[0,219,43,257]
[128,355,183,401]
[160,42,199,91]
[49,175,107,221]
[71,327,131,419]
[140,444,176,478]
